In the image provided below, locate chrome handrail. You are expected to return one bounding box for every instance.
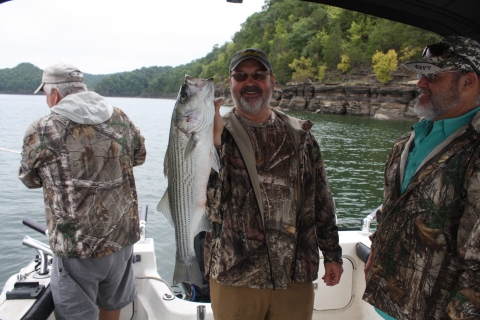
[361,206,380,235]
[22,236,53,276]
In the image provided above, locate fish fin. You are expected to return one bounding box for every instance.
[196,210,212,233]
[210,145,221,173]
[163,147,169,177]
[173,253,204,287]
[184,134,199,159]
[157,191,174,228]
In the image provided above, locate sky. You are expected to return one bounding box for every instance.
[0,0,265,74]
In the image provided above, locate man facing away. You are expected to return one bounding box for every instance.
[205,48,343,320]
[363,36,480,319]
[18,63,146,320]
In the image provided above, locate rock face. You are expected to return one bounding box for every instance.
[217,82,420,120]
[306,83,418,119]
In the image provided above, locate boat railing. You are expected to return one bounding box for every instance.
[360,206,380,235]
[22,218,52,279]
[21,236,52,277]
[139,204,148,242]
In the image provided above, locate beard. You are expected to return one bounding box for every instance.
[414,86,461,120]
[232,85,272,115]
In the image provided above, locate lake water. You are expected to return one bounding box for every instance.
[0,94,416,289]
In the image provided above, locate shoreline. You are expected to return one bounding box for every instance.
[1,80,420,121]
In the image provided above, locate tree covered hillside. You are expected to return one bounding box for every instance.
[93,0,440,96]
[195,0,441,84]
[0,63,107,94]
[0,63,42,94]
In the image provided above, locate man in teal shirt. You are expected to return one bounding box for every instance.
[363,36,480,319]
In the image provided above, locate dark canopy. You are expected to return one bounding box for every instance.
[302,0,480,42]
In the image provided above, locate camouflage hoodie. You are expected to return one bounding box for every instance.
[363,111,480,319]
[19,91,146,259]
[205,108,342,289]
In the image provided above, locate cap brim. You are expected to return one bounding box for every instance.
[402,60,446,74]
[34,83,45,94]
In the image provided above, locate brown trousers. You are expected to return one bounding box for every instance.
[209,278,314,320]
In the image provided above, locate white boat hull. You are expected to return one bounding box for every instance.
[0,230,381,320]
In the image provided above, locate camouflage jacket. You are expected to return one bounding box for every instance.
[19,92,146,259]
[205,108,342,289]
[363,111,480,319]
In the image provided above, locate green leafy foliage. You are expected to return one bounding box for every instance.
[0,63,42,94]
[1,0,441,96]
[95,66,172,97]
[337,54,351,73]
[318,64,328,82]
[372,50,398,83]
[0,63,107,94]
[289,57,315,82]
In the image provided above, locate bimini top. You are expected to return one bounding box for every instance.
[301,0,480,43]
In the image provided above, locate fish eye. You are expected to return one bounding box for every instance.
[179,84,190,102]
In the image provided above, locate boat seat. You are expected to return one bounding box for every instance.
[355,242,370,264]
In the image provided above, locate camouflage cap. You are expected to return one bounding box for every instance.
[230,48,274,74]
[402,36,480,75]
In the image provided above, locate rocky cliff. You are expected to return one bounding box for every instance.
[273,83,420,119]
[216,70,421,120]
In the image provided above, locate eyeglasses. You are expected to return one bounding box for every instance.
[230,71,270,82]
[422,43,480,75]
[416,70,461,83]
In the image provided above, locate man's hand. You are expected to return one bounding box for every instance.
[322,262,343,286]
[214,97,224,146]
[364,247,374,280]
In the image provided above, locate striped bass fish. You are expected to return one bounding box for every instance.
[157,75,220,287]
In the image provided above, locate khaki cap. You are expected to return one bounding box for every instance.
[34,62,84,94]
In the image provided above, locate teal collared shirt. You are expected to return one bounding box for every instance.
[401,107,480,194]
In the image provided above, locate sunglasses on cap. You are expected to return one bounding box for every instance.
[416,70,462,83]
[230,71,270,82]
[422,43,480,75]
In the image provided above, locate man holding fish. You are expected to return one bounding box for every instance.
[205,48,343,320]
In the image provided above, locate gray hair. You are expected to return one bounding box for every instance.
[43,82,88,98]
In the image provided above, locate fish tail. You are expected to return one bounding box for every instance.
[173,254,204,287]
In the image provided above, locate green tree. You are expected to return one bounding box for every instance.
[398,46,422,62]
[372,49,398,83]
[337,54,351,73]
[323,22,342,69]
[289,57,316,82]
[287,17,318,57]
[318,64,328,82]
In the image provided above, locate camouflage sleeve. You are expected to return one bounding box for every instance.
[125,112,146,167]
[133,128,146,167]
[18,121,43,189]
[116,107,146,167]
[446,164,480,318]
[310,132,342,264]
[205,132,227,225]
